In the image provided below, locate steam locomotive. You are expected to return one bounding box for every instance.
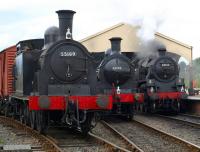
[1,10,113,134]
[135,42,187,113]
[0,10,187,137]
[96,37,142,119]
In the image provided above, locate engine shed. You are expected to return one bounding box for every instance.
[80,23,198,114]
[80,23,192,63]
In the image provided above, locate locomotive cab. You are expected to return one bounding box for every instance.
[14,39,44,96]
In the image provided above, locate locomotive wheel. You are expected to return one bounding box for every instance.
[126,104,134,121]
[36,111,47,134]
[177,102,180,113]
[4,103,11,117]
[140,104,143,112]
[143,105,148,113]
[19,104,24,124]
[136,104,140,111]
[150,102,156,114]
[90,113,99,129]
[30,111,36,129]
[80,112,93,135]
[126,114,134,121]
[4,106,9,117]
[24,104,30,125]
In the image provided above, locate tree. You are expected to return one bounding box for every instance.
[192,57,200,87]
[179,61,187,78]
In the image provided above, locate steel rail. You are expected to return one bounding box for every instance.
[0,116,138,152]
[134,118,200,151]
[88,132,132,152]
[155,114,200,128]
[100,121,144,152]
[179,113,200,119]
[0,116,62,152]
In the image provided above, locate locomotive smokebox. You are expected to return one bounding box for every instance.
[110,37,122,53]
[56,10,76,40]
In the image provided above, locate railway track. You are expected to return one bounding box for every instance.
[180,113,200,118]
[135,114,200,148]
[46,125,136,152]
[179,113,200,121]
[155,113,200,128]
[0,116,137,152]
[105,117,200,152]
[1,114,199,152]
[92,121,143,152]
[0,116,62,152]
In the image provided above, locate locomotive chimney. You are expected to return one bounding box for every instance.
[110,37,122,53]
[158,47,166,56]
[156,42,166,56]
[56,10,76,40]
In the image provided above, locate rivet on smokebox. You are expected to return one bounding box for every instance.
[96,95,109,109]
[39,95,50,109]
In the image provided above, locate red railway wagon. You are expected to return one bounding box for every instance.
[0,45,16,100]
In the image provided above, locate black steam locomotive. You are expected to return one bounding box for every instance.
[135,42,187,113]
[1,10,188,138]
[4,10,113,134]
[96,37,141,119]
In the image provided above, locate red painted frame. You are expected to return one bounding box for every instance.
[28,93,141,110]
[29,95,113,110]
[148,92,186,99]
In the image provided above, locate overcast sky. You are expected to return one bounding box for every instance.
[0,0,200,60]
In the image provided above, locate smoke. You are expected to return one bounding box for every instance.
[135,14,164,40]
[136,39,166,59]
[130,15,165,58]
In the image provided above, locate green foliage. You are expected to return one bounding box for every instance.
[193,57,200,87]
[194,57,200,64]
[0,138,4,144]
